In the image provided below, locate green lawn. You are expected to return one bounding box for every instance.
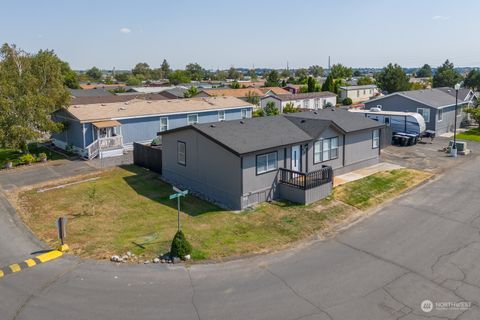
[16,166,431,261]
[0,143,66,168]
[456,128,480,142]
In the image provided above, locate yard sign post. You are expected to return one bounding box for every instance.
[169,187,188,231]
[56,216,69,252]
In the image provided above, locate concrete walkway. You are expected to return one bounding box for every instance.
[334,162,403,187]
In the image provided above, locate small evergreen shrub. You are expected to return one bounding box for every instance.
[342,97,353,106]
[20,154,35,165]
[38,152,47,162]
[170,230,192,258]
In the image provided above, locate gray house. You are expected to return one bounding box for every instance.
[364,88,476,135]
[160,109,385,210]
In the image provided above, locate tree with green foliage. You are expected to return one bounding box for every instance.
[432,60,463,88]
[0,44,69,151]
[185,63,205,81]
[183,86,198,98]
[353,70,362,77]
[230,81,241,89]
[126,75,142,86]
[308,65,324,77]
[415,64,432,78]
[357,76,374,85]
[321,74,335,92]
[160,59,171,78]
[295,68,309,83]
[150,68,164,80]
[375,63,410,93]
[170,230,192,259]
[248,68,258,81]
[246,91,260,105]
[307,76,317,92]
[265,70,281,87]
[463,69,480,91]
[114,72,130,82]
[329,64,353,79]
[132,62,151,79]
[280,69,291,78]
[283,102,299,113]
[227,67,241,80]
[86,66,102,81]
[410,82,428,90]
[60,61,79,89]
[253,108,265,117]
[464,108,480,128]
[342,97,353,105]
[168,70,191,85]
[264,101,279,116]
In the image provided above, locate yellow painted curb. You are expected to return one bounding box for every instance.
[0,270,4,278]
[9,264,21,273]
[36,250,63,263]
[58,244,69,252]
[24,259,37,267]
[0,248,64,279]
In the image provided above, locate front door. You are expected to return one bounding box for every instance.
[291,145,301,172]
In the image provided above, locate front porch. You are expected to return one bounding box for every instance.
[278,166,333,205]
[86,120,124,159]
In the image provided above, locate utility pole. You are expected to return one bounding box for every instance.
[328,56,331,70]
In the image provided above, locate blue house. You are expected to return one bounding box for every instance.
[52,96,253,159]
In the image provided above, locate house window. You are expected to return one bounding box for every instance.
[241,109,249,119]
[256,152,277,174]
[417,108,430,122]
[160,117,168,132]
[314,98,320,109]
[177,141,186,165]
[187,114,198,125]
[314,137,339,163]
[372,129,380,149]
[363,89,366,95]
[303,100,309,108]
[357,91,360,97]
[218,110,226,121]
[437,109,443,122]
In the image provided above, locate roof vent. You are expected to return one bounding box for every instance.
[210,124,216,128]
[300,119,306,123]
[313,111,318,114]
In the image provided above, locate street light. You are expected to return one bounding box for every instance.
[451,83,461,157]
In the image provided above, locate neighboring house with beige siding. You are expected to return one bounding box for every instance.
[260,92,337,112]
[339,85,379,103]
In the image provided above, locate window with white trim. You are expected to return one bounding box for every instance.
[303,100,309,108]
[314,98,320,109]
[241,109,249,119]
[218,110,226,121]
[437,109,443,121]
[160,117,168,132]
[417,108,430,122]
[314,137,339,163]
[372,129,380,149]
[187,114,198,125]
[177,141,186,165]
[256,152,277,174]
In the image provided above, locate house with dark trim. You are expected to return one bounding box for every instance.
[52,96,253,159]
[160,109,385,210]
[364,87,477,135]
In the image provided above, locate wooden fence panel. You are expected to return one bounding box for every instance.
[133,143,162,174]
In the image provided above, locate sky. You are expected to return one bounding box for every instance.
[1,0,480,70]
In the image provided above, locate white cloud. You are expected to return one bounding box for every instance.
[432,15,450,20]
[120,27,131,34]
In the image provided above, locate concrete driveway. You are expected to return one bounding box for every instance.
[1,156,480,319]
[0,159,97,191]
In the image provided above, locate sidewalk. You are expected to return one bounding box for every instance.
[334,162,403,187]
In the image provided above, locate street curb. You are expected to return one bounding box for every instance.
[0,249,64,279]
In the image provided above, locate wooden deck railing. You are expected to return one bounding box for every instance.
[279,166,333,190]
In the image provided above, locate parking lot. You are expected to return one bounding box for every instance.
[381,136,479,172]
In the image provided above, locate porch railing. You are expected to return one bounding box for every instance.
[279,166,333,190]
[98,135,123,150]
[86,140,99,160]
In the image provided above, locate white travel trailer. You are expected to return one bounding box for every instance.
[349,107,426,136]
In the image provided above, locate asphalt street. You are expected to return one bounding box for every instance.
[1,156,480,320]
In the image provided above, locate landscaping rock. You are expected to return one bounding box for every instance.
[111,255,121,262]
[160,259,165,263]
[184,254,191,261]
[144,260,150,264]
[153,258,160,263]
[122,255,129,261]
[126,251,132,257]
[172,257,181,264]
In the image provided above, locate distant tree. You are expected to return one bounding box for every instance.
[283,102,300,113]
[60,61,79,89]
[265,70,281,87]
[281,79,287,87]
[432,60,463,88]
[211,70,227,81]
[334,78,347,94]
[464,69,480,91]
[0,44,69,151]
[104,76,114,85]
[329,64,353,79]
[114,72,130,82]
[185,63,205,81]
[229,81,241,89]
[86,66,102,81]
[160,59,171,78]
[464,108,480,128]
[126,75,142,86]
[183,86,198,98]
[415,64,432,78]
[253,109,265,117]
[168,70,191,85]
[246,90,260,106]
[227,67,241,80]
[280,69,291,78]
[307,76,317,92]
[321,74,335,92]
[264,101,279,116]
[375,63,410,93]
[150,68,164,80]
[295,68,309,83]
[248,68,258,80]
[357,76,374,85]
[132,62,151,79]
[308,65,324,77]
[342,97,353,106]
[410,82,428,90]
[353,70,362,77]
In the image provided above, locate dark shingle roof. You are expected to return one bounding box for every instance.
[158,87,188,99]
[69,88,113,98]
[272,92,336,101]
[164,109,383,155]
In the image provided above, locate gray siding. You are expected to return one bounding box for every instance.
[279,182,332,205]
[308,126,344,171]
[161,128,242,209]
[344,129,379,166]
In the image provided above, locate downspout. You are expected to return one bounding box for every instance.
[342,134,346,167]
